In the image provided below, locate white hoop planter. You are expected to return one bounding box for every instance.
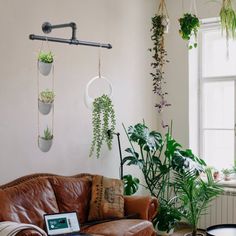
[38,136,53,152]
[38,61,53,76]
[38,99,53,115]
[84,76,113,110]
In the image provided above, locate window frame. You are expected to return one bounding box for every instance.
[198,19,236,169]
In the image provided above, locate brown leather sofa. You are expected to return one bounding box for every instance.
[0,173,158,236]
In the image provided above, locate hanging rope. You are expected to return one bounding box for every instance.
[190,0,198,15]
[158,0,169,17]
[37,39,55,141]
[98,44,102,78]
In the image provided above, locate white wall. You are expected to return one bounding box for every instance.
[163,0,220,148]
[0,0,158,184]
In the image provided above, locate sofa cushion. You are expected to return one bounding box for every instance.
[49,176,92,224]
[88,175,124,221]
[82,219,156,236]
[2,177,59,228]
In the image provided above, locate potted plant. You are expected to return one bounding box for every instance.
[38,51,54,76]
[89,94,116,158]
[149,14,171,117]
[38,127,53,152]
[222,168,232,181]
[220,0,236,44]
[122,122,206,234]
[38,89,55,115]
[179,13,200,49]
[174,168,222,236]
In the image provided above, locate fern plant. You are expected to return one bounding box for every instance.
[89,94,116,158]
[220,0,236,41]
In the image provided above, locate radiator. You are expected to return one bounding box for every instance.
[198,187,236,229]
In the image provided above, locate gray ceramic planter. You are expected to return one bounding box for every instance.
[38,137,53,152]
[38,61,52,76]
[38,99,53,115]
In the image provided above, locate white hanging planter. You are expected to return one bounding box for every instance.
[162,16,170,33]
[38,136,53,152]
[38,99,53,115]
[38,61,53,76]
[84,76,113,110]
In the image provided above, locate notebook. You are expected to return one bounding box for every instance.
[44,212,90,236]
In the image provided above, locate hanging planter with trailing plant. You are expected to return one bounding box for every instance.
[89,94,116,158]
[38,51,54,76]
[38,127,53,152]
[38,89,55,115]
[220,0,236,56]
[149,9,171,120]
[179,13,200,49]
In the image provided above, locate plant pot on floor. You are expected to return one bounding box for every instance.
[38,136,53,152]
[156,227,174,236]
[38,99,53,115]
[38,61,53,76]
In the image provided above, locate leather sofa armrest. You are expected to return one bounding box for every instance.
[16,229,42,236]
[124,195,158,221]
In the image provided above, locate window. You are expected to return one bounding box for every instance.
[193,19,236,171]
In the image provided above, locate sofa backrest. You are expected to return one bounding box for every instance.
[0,173,93,227]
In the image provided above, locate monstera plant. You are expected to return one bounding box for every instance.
[122,122,206,234]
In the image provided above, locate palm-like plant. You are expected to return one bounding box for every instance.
[174,169,223,236]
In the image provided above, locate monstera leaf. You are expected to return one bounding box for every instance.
[122,174,140,195]
[127,123,162,152]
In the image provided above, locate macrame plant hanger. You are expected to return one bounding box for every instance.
[84,45,113,109]
[158,0,170,33]
[37,38,55,152]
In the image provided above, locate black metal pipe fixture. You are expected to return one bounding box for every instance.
[107,130,123,180]
[29,22,112,49]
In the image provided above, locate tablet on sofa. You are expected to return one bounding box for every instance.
[44,212,89,236]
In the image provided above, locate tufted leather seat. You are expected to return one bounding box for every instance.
[0,173,158,236]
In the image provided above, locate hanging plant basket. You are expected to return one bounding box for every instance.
[179,13,200,49]
[38,89,55,115]
[89,94,116,158]
[38,99,53,115]
[38,136,53,152]
[38,127,53,152]
[38,51,54,76]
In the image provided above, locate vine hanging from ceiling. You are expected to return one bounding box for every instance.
[149,0,170,128]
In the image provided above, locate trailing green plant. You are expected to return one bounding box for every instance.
[42,127,53,140]
[179,13,200,49]
[38,51,54,63]
[123,174,140,196]
[122,122,206,232]
[220,0,236,42]
[174,168,223,236]
[39,89,55,103]
[89,94,116,158]
[149,14,170,120]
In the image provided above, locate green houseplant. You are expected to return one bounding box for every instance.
[38,89,55,115]
[150,14,170,118]
[89,94,116,158]
[179,13,200,49]
[38,51,54,76]
[174,168,223,236]
[38,127,53,152]
[122,122,206,234]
